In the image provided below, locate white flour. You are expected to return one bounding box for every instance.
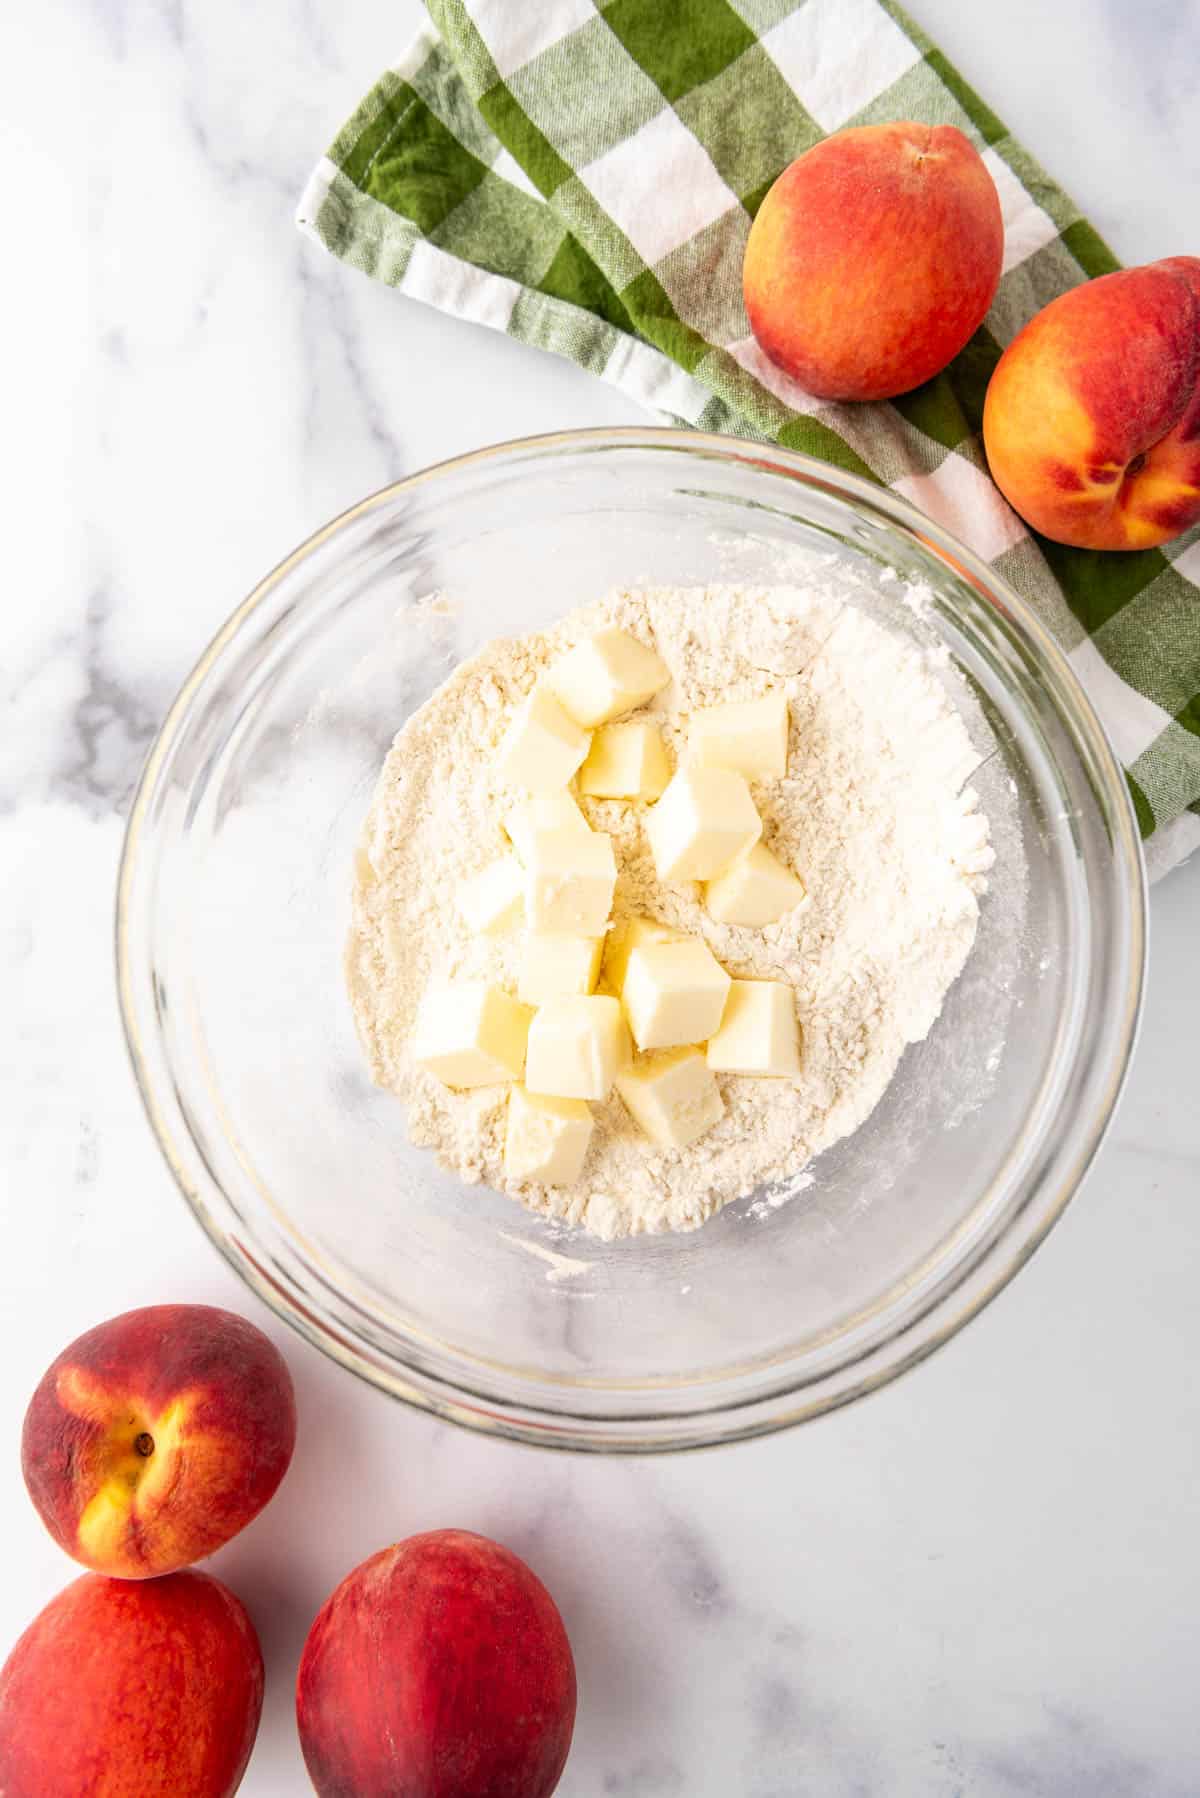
[346,583,994,1241]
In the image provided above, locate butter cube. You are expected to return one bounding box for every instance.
[504,1087,594,1185]
[457,853,525,934]
[526,828,617,936]
[546,628,670,727]
[689,692,789,780]
[578,720,670,800]
[704,842,806,927]
[518,934,603,1005]
[622,938,732,1052]
[706,980,801,1077]
[525,995,631,1101]
[645,767,762,882]
[601,916,685,995]
[498,686,590,791]
[616,1048,725,1150]
[504,790,588,864]
[413,981,531,1089]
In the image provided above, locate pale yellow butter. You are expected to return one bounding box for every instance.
[704,841,806,927]
[546,628,670,728]
[616,1048,725,1150]
[706,979,801,1077]
[498,686,590,791]
[525,994,631,1101]
[689,692,789,780]
[526,827,617,936]
[601,916,685,995]
[504,1086,594,1185]
[457,853,525,934]
[622,937,732,1052]
[517,933,604,1005]
[413,981,531,1089]
[504,790,589,864]
[578,720,671,800]
[645,766,762,882]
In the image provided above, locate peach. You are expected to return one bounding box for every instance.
[982,256,1200,549]
[297,1529,577,1797]
[0,1569,263,1796]
[743,122,1003,402]
[22,1303,296,1578]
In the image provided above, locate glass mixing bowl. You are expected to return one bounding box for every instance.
[117,429,1146,1451]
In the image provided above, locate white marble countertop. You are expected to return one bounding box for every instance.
[5,1,1199,1791]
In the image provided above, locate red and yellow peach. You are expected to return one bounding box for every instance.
[0,1570,263,1797]
[297,1529,577,1797]
[21,1303,296,1579]
[743,121,1003,401]
[983,256,1200,549]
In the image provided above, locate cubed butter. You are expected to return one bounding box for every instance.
[517,933,603,1005]
[578,720,671,800]
[645,767,762,882]
[504,1086,594,1185]
[504,790,588,864]
[457,853,525,934]
[622,937,732,1052]
[689,692,789,780]
[546,628,670,728]
[413,981,531,1089]
[498,686,590,791]
[706,979,801,1077]
[601,916,685,995]
[526,827,616,936]
[616,1048,725,1150]
[525,995,631,1101]
[704,841,806,927]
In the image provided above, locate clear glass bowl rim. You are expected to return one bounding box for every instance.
[116,426,1148,1453]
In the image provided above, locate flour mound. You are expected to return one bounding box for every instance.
[346,584,993,1241]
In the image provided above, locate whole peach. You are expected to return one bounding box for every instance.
[21,1303,296,1578]
[982,256,1200,549]
[743,121,1003,401]
[297,1530,577,1797]
[0,1570,263,1797]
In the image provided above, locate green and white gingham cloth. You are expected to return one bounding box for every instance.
[299,0,1200,880]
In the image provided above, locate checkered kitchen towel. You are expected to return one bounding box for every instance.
[299,0,1200,880]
